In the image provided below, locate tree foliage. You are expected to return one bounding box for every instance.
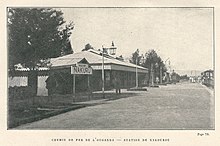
[8,8,74,69]
[143,49,164,69]
[180,74,189,80]
[82,43,94,51]
[142,49,167,82]
[60,22,74,56]
[129,49,168,84]
[117,55,124,61]
[129,49,143,65]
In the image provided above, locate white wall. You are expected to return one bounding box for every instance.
[8,76,28,87]
[8,76,49,96]
[37,76,48,96]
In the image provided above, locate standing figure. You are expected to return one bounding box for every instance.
[45,73,57,96]
[113,76,121,94]
[156,76,159,84]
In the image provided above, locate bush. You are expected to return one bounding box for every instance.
[9,86,34,99]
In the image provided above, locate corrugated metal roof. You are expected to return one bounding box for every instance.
[50,57,83,68]
[50,50,148,71]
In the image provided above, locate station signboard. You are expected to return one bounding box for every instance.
[71,63,92,75]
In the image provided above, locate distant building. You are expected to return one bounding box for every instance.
[170,70,180,83]
[189,76,197,83]
[201,69,214,87]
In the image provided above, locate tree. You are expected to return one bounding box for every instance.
[171,70,180,83]
[8,8,74,95]
[60,22,74,55]
[129,49,143,65]
[143,49,167,84]
[116,55,124,61]
[82,43,94,51]
[180,74,189,80]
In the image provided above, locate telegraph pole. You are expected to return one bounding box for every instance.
[151,63,154,86]
[160,65,162,84]
[102,46,105,98]
[165,58,170,83]
[101,43,117,96]
[136,58,138,88]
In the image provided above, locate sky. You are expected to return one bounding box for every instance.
[60,8,213,74]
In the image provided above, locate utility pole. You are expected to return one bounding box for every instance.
[101,42,117,96]
[73,74,76,102]
[151,63,154,86]
[164,58,170,83]
[160,65,162,84]
[136,58,138,88]
[102,46,105,98]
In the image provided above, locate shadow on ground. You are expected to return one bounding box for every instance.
[8,91,139,129]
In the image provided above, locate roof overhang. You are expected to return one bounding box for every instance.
[51,58,90,69]
[91,63,148,73]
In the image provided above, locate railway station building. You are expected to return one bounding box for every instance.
[49,49,149,94]
[9,49,149,96]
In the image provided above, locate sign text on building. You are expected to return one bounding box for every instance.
[71,64,92,74]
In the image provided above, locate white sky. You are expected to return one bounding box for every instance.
[60,8,213,72]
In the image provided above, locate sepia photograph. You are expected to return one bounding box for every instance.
[7,7,214,130]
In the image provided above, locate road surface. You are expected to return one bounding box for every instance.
[16,82,214,130]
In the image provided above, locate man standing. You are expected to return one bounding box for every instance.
[113,76,121,94]
[45,72,57,99]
